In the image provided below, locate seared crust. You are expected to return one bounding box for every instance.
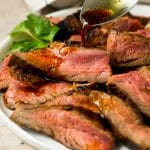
[4,82,74,110]
[107,31,150,67]
[107,68,150,117]
[11,104,113,150]
[8,46,112,83]
[90,91,150,149]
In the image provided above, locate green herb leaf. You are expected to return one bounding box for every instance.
[9,13,60,53]
[10,40,49,53]
[10,22,38,41]
[25,14,51,37]
[41,25,60,42]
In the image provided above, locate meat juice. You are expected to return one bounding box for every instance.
[81,9,112,47]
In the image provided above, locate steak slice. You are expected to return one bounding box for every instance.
[11,104,113,150]
[81,16,144,48]
[107,67,150,117]
[0,55,46,90]
[127,13,150,26]
[4,80,99,112]
[90,91,150,149]
[136,29,150,38]
[107,30,150,67]
[8,46,111,83]
[54,11,82,41]
[0,55,11,90]
[112,16,144,32]
[46,92,100,114]
[4,82,75,110]
[68,35,81,43]
[82,26,109,48]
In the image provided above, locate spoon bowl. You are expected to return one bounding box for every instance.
[80,0,138,26]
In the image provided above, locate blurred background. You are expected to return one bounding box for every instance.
[0,0,83,41]
[0,0,149,41]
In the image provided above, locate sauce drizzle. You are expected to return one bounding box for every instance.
[81,9,113,47]
[82,9,113,25]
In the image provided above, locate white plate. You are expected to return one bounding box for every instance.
[0,4,149,150]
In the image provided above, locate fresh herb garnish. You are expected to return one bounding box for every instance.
[10,13,60,52]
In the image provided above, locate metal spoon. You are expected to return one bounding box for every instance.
[80,0,138,26]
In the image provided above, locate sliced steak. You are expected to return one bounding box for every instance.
[82,26,109,48]
[4,80,98,111]
[112,16,144,32]
[11,104,113,150]
[46,92,100,114]
[0,55,11,90]
[54,11,82,41]
[0,55,46,90]
[139,66,150,76]
[90,91,150,149]
[81,16,144,48]
[107,30,150,67]
[107,68,150,117]
[136,29,150,38]
[68,35,81,43]
[9,65,46,87]
[4,82,75,110]
[8,46,111,83]
[127,13,150,26]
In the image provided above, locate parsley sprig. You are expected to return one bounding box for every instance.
[10,14,59,52]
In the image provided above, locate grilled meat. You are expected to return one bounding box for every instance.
[90,91,150,149]
[4,82,75,110]
[0,55,46,90]
[107,67,150,117]
[8,46,111,83]
[107,30,150,67]
[11,104,113,150]
[0,55,12,90]
[82,26,108,48]
[68,35,81,43]
[112,16,144,32]
[4,80,99,112]
[9,64,46,86]
[46,92,100,113]
[139,65,150,74]
[54,11,82,41]
[1,12,150,150]
[136,29,150,38]
[81,16,144,48]
[127,13,150,26]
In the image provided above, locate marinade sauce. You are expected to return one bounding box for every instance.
[81,9,112,47]
[82,9,112,25]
